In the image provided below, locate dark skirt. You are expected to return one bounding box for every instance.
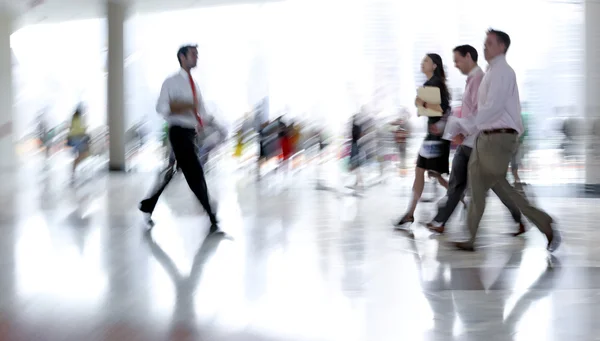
[416,138,450,174]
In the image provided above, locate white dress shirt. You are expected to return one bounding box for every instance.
[470,54,523,135]
[156,69,207,129]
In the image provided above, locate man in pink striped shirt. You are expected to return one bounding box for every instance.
[426,45,524,234]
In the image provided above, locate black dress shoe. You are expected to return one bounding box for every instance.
[393,215,414,230]
[455,241,475,252]
[209,224,222,235]
[513,222,527,237]
[547,228,562,253]
[138,201,154,226]
[139,201,153,214]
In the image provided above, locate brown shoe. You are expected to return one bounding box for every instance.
[425,222,445,234]
[454,241,475,252]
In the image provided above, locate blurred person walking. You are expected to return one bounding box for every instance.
[348,114,364,190]
[67,106,90,181]
[314,126,330,189]
[37,110,52,161]
[233,128,244,159]
[279,118,293,171]
[394,53,451,230]
[425,45,524,236]
[391,108,411,175]
[256,122,269,180]
[139,45,219,234]
[452,30,560,252]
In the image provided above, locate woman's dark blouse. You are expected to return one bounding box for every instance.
[423,75,450,140]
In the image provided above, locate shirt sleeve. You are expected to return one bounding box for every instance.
[469,74,484,115]
[155,79,171,117]
[463,75,483,136]
[473,69,511,133]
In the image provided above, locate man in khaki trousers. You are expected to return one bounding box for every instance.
[453,29,561,252]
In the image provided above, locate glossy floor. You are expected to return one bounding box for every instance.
[0,157,597,341]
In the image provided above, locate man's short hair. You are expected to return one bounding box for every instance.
[177,44,198,66]
[453,45,478,62]
[487,29,511,53]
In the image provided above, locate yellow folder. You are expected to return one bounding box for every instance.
[417,86,443,117]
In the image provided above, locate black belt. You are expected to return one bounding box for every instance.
[481,128,517,135]
[170,125,196,132]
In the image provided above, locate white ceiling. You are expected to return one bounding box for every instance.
[11,0,279,28]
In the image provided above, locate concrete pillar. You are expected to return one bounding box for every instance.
[585,0,600,190]
[0,8,15,170]
[107,0,127,171]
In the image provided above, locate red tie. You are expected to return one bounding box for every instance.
[187,72,203,127]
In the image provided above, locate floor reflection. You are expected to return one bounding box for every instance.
[0,162,597,340]
[146,232,227,335]
[421,250,561,340]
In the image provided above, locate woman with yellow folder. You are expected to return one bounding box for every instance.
[394,53,451,229]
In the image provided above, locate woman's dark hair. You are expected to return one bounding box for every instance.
[426,53,451,102]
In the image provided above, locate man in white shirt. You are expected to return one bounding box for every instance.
[426,45,524,235]
[453,29,560,252]
[139,45,219,233]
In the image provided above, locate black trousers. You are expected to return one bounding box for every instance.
[140,126,216,224]
[434,145,521,224]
